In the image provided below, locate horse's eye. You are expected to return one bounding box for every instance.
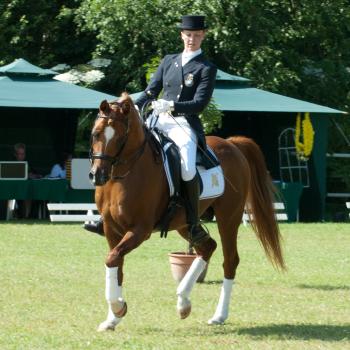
[92,132,100,140]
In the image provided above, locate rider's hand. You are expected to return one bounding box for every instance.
[152,99,174,115]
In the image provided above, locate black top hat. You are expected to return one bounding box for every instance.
[178,15,208,30]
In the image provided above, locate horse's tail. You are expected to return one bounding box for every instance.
[227,136,286,270]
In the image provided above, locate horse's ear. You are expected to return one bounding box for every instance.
[121,100,130,115]
[120,92,133,115]
[100,100,110,113]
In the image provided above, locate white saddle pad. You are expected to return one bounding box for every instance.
[197,165,225,200]
[161,145,225,200]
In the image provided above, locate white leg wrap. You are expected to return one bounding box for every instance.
[177,257,207,298]
[98,266,125,331]
[105,266,122,303]
[176,257,206,316]
[208,278,234,325]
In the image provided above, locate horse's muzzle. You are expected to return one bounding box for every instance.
[89,167,109,186]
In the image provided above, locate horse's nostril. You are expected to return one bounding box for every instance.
[89,172,94,180]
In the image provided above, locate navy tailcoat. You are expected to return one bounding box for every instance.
[135,53,217,149]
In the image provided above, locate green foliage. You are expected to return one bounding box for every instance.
[0,0,96,67]
[199,99,223,134]
[75,0,350,107]
[75,0,192,94]
[143,57,161,84]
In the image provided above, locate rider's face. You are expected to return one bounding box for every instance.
[181,30,206,52]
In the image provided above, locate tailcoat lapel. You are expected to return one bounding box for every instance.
[182,53,205,75]
[172,54,183,87]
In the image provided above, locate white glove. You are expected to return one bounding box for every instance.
[151,99,174,115]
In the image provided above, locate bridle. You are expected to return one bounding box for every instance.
[89,101,149,179]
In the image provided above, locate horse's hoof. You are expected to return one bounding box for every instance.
[177,297,191,319]
[178,305,192,319]
[97,320,116,332]
[207,317,225,325]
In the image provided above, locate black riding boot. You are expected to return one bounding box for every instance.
[183,175,210,246]
[83,217,105,236]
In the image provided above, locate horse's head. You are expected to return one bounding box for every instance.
[89,93,137,186]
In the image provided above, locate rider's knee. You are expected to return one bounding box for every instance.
[182,168,196,182]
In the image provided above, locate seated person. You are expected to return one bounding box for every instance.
[14,143,41,179]
[47,152,72,179]
[13,143,41,218]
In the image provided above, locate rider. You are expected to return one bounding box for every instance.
[85,15,217,246]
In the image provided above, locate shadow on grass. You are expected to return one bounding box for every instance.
[142,323,350,341]
[237,324,350,341]
[297,284,350,291]
[199,279,222,285]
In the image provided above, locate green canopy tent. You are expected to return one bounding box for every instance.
[132,69,345,221]
[0,59,116,109]
[0,58,116,173]
[212,71,345,221]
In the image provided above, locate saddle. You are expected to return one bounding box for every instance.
[149,127,224,237]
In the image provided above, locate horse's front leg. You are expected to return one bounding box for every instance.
[98,229,145,332]
[98,259,127,332]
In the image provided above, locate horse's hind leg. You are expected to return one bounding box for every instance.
[176,227,217,319]
[208,212,241,325]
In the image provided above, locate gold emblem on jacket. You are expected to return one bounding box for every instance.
[184,73,194,87]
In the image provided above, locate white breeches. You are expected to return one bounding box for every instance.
[147,112,197,181]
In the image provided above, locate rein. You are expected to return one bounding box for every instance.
[111,128,149,180]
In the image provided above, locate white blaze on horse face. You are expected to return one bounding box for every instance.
[104,126,115,150]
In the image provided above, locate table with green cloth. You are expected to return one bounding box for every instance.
[0,179,68,201]
[0,179,95,220]
[0,179,95,202]
[274,181,303,222]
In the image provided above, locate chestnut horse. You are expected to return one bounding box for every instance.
[89,93,285,331]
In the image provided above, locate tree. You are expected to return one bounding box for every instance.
[76,0,350,110]
[0,0,96,67]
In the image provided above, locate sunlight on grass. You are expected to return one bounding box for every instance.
[0,222,349,349]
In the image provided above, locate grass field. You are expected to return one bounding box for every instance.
[0,222,349,350]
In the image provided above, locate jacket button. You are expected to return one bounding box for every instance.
[177,94,180,99]
[180,84,183,88]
